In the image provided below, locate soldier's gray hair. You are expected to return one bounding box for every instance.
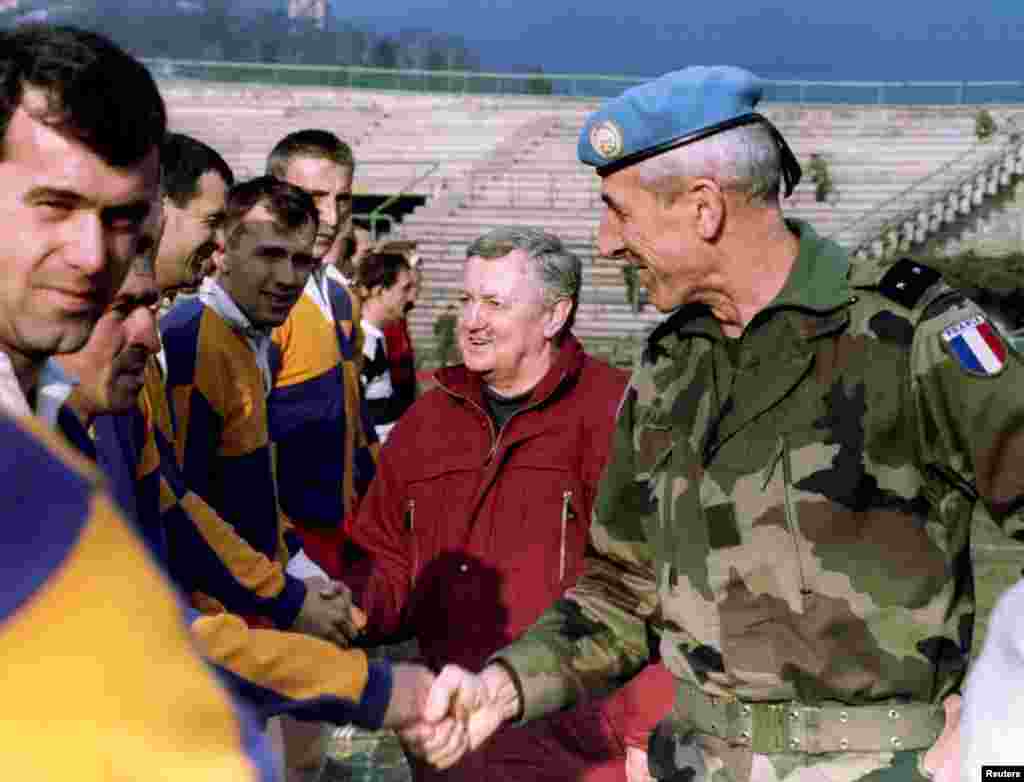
[636,122,782,205]
[466,226,581,337]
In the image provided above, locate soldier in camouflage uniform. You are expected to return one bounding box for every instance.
[401,66,1024,781]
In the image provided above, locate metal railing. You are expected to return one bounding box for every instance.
[829,139,996,245]
[363,160,440,240]
[144,58,1024,105]
[831,129,1023,253]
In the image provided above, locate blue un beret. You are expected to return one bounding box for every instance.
[578,65,801,195]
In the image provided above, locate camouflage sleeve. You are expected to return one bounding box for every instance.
[911,294,1024,650]
[491,384,660,723]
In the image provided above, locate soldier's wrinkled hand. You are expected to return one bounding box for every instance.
[290,577,362,647]
[398,713,469,771]
[401,663,518,770]
[922,694,961,781]
[625,746,655,782]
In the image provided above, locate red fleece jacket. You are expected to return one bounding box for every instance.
[346,335,677,780]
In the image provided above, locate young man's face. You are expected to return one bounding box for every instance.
[157,169,229,296]
[214,204,317,329]
[369,267,417,327]
[279,156,353,261]
[0,95,160,365]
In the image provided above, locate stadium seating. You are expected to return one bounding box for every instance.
[159,79,1024,365]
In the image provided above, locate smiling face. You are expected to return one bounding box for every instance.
[157,169,229,296]
[0,96,160,371]
[56,263,161,417]
[597,164,712,313]
[367,267,417,328]
[457,249,569,396]
[212,203,317,329]
[279,156,353,261]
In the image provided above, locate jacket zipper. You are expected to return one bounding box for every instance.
[406,498,417,587]
[778,435,811,599]
[438,372,569,465]
[560,490,573,582]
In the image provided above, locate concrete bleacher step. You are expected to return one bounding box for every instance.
[159,77,1021,341]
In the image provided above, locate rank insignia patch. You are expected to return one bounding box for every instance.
[941,314,1008,376]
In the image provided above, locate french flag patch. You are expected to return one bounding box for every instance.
[941,314,1007,376]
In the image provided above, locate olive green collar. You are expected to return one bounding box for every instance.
[767,219,851,314]
[647,220,853,358]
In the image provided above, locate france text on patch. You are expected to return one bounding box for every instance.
[941,314,1007,377]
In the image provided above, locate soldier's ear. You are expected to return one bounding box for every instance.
[691,177,726,241]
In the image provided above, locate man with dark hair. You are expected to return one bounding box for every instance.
[0,23,275,778]
[49,242,439,745]
[264,130,379,580]
[376,238,422,419]
[153,137,355,643]
[0,23,162,402]
[355,251,416,442]
[156,132,234,301]
[0,24,166,167]
[162,177,362,647]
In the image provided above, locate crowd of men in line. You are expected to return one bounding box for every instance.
[2,21,1023,782]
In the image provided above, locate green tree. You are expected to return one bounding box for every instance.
[808,153,833,203]
[370,38,399,69]
[976,109,997,141]
[526,66,554,96]
[622,265,640,312]
[433,306,459,367]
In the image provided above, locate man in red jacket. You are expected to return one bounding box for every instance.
[344,227,675,781]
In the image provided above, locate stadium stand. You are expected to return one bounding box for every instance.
[159,78,1024,365]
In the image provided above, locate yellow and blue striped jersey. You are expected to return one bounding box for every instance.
[57,362,396,729]
[161,297,286,565]
[270,272,378,532]
[0,412,274,780]
[81,360,306,627]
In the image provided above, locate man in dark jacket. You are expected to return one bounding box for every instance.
[344,227,676,781]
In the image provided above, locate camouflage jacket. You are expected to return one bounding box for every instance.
[495,221,1024,725]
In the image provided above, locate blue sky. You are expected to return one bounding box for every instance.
[344,0,1024,80]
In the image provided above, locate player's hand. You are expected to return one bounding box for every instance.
[625,745,655,782]
[922,694,961,781]
[399,663,520,770]
[381,663,436,729]
[290,577,363,647]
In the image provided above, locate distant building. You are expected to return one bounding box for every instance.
[1,1,90,23]
[176,0,205,13]
[288,0,327,31]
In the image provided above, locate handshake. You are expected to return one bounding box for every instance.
[385,663,522,770]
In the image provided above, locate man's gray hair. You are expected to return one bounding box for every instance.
[466,227,581,337]
[636,122,782,204]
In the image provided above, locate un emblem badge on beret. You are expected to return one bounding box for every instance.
[589,120,624,160]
